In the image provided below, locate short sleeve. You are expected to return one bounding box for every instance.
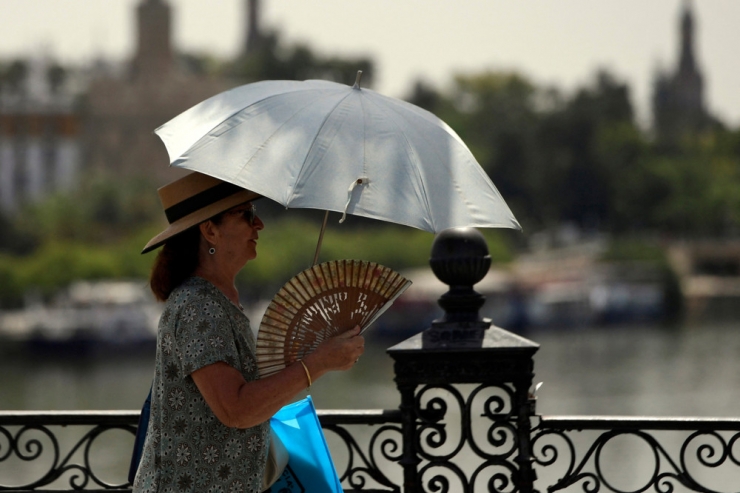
[174,297,241,376]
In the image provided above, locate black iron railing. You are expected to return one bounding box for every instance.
[0,411,137,493]
[402,382,525,493]
[0,410,402,493]
[4,411,740,492]
[532,416,740,493]
[320,410,402,493]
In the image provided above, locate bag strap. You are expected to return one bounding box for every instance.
[127,385,153,485]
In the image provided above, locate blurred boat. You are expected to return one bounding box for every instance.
[0,280,161,352]
[370,244,673,340]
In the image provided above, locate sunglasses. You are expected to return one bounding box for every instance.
[230,203,257,225]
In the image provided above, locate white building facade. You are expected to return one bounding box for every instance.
[0,57,81,214]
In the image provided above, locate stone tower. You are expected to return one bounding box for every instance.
[652,0,709,143]
[132,0,174,79]
[245,0,265,54]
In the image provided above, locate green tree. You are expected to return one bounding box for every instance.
[229,33,374,86]
[538,71,636,230]
[432,71,543,230]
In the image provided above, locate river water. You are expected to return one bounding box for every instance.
[2,321,740,491]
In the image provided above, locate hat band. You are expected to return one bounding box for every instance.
[164,182,243,224]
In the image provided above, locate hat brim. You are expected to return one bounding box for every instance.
[142,189,261,254]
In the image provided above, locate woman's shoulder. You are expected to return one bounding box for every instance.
[162,277,250,336]
[160,277,234,329]
[166,277,224,309]
[165,277,241,313]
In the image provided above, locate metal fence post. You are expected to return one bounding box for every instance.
[397,380,422,493]
[388,228,539,493]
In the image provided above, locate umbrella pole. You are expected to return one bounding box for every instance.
[312,211,330,266]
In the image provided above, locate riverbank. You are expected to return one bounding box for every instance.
[2,238,740,348]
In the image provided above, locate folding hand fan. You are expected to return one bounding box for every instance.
[256,260,412,377]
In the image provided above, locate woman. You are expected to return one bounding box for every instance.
[133,172,364,493]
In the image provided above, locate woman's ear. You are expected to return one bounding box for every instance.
[199,220,219,247]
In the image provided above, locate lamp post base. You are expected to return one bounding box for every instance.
[421,319,490,348]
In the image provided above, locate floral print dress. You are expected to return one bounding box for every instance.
[133,277,269,493]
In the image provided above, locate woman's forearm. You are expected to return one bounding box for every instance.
[191,327,363,428]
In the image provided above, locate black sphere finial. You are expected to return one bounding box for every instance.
[423,227,492,348]
[430,227,491,287]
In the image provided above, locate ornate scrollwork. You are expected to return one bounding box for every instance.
[3,425,59,489]
[470,461,519,493]
[468,384,517,461]
[321,423,402,492]
[415,383,519,461]
[420,460,467,493]
[0,420,136,491]
[8,411,740,493]
[532,418,740,493]
[413,383,522,493]
[416,384,465,461]
[1,410,405,492]
[419,459,520,493]
[531,427,576,476]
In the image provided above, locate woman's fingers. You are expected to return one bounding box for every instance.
[307,326,366,374]
[337,325,361,339]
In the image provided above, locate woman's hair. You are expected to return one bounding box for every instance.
[149,214,224,302]
[149,228,200,302]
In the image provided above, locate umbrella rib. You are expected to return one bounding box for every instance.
[359,91,368,177]
[158,82,334,162]
[237,89,347,203]
[366,95,518,231]
[167,87,340,173]
[286,89,359,205]
[362,95,436,230]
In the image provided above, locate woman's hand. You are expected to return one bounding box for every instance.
[305,325,365,374]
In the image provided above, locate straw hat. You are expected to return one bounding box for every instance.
[142,172,260,254]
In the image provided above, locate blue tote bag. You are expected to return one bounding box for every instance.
[264,396,343,493]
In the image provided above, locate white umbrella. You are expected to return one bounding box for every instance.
[155,72,520,263]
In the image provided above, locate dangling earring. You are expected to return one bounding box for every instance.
[209,247,216,255]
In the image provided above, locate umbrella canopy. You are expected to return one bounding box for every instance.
[155,73,520,236]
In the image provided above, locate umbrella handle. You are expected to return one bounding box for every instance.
[312,210,330,266]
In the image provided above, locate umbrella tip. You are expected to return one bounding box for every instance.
[352,70,363,90]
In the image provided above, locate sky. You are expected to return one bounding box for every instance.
[1,0,739,127]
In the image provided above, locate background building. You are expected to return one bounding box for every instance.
[0,0,267,214]
[0,58,81,213]
[82,0,233,185]
[652,0,715,144]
